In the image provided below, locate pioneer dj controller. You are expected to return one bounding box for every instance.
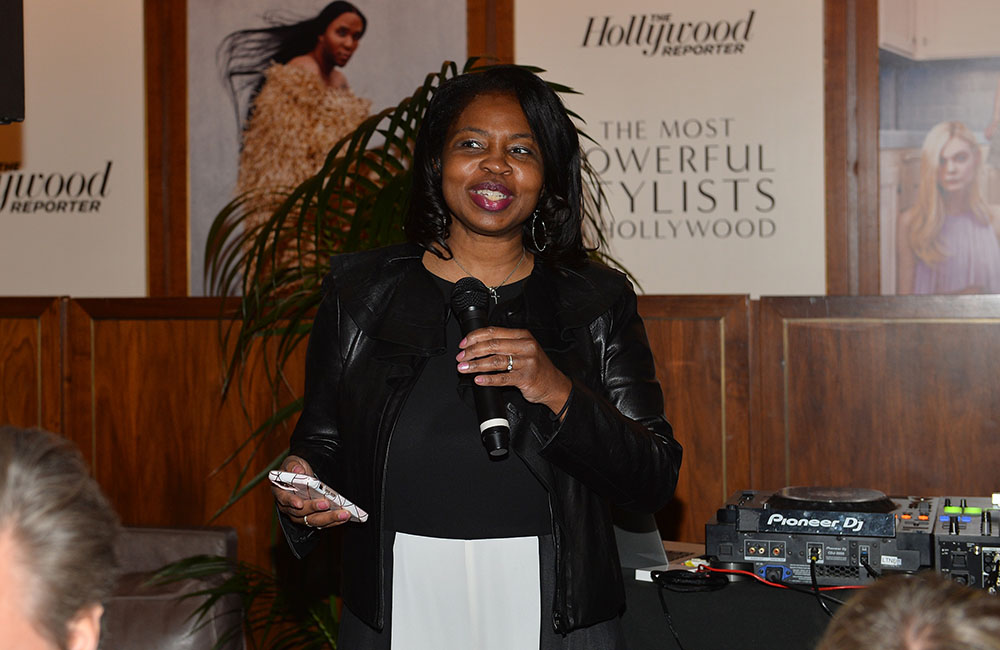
[705,487,939,586]
[706,488,1000,592]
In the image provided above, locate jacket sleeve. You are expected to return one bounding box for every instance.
[289,276,346,480]
[538,281,682,513]
[278,276,347,558]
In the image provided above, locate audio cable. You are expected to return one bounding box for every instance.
[650,570,728,650]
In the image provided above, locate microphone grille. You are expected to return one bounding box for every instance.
[450,277,489,311]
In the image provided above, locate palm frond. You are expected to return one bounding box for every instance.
[151,555,339,650]
[197,56,634,649]
[202,60,478,519]
[202,56,631,513]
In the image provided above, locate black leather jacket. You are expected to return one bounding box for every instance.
[283,243,682,635]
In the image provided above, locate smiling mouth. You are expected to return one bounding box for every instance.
[469,183,514,211]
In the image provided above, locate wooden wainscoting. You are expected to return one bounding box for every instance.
[0,298,62,433]
[6,293,1000,563]
[61,298,305,569]
[638,296,751,543]
[755,295,1000,497]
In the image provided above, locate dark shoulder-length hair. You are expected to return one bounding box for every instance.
[219,1,367,124]
[404,65,589,267]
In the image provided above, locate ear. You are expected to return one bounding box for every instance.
[65,604,103,650]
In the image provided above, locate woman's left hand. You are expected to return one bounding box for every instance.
[457,326,572,417]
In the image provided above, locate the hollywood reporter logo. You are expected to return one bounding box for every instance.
[0,161,112,214]
[582,10,755,57]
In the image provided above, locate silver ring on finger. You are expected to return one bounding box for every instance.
[506,354,514,372]
[303,514,311,527]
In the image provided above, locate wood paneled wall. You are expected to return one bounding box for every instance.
[754,296,1000,495]
[4,294,1000,570]
[0,298,61,432]
[1,297,302,569]
[637,296,751,544]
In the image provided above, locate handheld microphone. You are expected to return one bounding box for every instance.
[450,277,510,458]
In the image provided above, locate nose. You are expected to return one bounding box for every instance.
[481,149,511,174]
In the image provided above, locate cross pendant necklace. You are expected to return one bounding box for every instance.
[452,248,526,303]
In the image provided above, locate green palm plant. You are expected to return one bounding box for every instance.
[151,554,339,650]
[181,59,622,649]
[204,58,620,516]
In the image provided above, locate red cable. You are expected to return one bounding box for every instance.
[697,565,868,591]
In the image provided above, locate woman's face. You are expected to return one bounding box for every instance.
[937,136,977,195]
[440,93,544,244]
[318,13,364,67]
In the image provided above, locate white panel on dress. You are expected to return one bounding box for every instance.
[391,533,541,650]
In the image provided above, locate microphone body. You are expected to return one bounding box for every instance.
[450,277,510,458]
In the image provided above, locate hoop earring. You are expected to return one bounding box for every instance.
[531,211,547,252]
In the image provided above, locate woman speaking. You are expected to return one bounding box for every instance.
[272,65,682,649]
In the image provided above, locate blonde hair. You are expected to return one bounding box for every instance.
[908,121,996,265]
[815,572,1000,650]
[0,427,119,649]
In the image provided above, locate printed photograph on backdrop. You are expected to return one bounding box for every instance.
[187,0,466,295]
[878,0,1000,295]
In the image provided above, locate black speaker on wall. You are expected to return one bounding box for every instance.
[0,0,25,124]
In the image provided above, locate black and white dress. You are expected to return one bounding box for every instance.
[337,275,625,650]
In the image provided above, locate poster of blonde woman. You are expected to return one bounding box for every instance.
[896,122,1000,293]
[878,0,1000,294]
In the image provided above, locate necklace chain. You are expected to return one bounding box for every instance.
[453,248,526,303]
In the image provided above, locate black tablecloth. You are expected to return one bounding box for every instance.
[622,573,839,650]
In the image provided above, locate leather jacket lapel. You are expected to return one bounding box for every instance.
[337,246,449,360]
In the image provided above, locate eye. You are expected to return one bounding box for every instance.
[457,139,484,149]
[953,152,970,163]
[509,144,534,156]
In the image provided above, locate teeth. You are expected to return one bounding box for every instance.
[475,189,508,201]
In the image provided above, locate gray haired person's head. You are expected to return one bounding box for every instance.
[816,571,1000,650]
[0,426,119,649]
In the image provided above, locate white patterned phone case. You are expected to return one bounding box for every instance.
[268,470,369,523]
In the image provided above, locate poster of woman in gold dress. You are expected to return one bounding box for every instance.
[186,0,466,294]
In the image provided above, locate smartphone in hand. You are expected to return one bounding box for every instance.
[268,471,369,523]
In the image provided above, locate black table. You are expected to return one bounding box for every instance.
[622,573,840,650]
